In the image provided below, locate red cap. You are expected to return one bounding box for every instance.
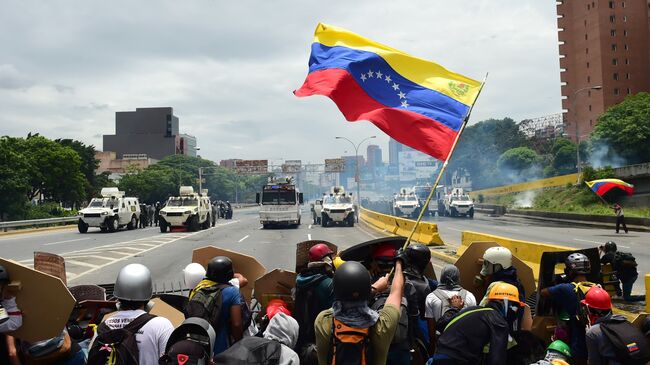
[372,243,397,259]
[581,286,612,311]
[309,243,334,262]
[266,299,291,319]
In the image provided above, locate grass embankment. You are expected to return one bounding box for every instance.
[483,185,650,218]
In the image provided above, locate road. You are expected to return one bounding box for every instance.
[425,212,649,291]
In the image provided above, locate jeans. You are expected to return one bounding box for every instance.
[616,216,628,233]
[621,275,645,302]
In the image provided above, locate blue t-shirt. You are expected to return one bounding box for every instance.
[212,285,242,355]
[548,283,587,358]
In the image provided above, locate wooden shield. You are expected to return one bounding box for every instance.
[150,297,185,327]
[0,258,76,342]
[34,252,67,285]
[192,246,266,302]
[454,241,535,304]
[295,240,338,273]
[254,269,297,312]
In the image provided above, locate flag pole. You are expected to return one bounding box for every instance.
[402,73,488,250]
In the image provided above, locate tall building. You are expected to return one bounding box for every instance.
[388,138,402,167]
[366,144,383,169]
[103,107,197,160]
[557,0,650,140]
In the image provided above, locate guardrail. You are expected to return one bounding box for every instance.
[359,207,444,246]
[0,217,78,231]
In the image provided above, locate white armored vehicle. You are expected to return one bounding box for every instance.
[159,186,212,232]
[78,187,141,233]
[412,184,435,216]
[320,186,355,227]
[440,187,474,218]
[257,177,303,229]
[392,188,421,218]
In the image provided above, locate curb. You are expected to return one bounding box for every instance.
[506,213,650,232]
[0,224,76,237]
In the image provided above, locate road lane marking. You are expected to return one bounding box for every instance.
[65,259,99,268]
[258,226,263,230]
[446,227,464,232]
[573,238,601,244]
[308,225,312,229]
[238,235,250,243]
[43,237,91,246]
[307,234,312,240]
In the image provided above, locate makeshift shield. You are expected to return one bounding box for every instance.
[254,269,297,313]
[295,240,338,273]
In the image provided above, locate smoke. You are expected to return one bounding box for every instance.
[513,190,537,208]
[498,165,543,186]
[588,141,626,168]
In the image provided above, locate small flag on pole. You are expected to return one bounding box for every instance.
[294,23,482,161]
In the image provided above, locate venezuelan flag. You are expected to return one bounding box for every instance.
[586,178,635,197]
[294,23,482,161]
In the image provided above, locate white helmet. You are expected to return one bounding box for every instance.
[480,247,512,276]
[183,263,206,289]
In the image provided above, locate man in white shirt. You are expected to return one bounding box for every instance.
[424,264,476,352]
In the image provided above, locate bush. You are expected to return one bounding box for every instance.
[22,202,77,220]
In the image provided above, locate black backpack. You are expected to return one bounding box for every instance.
[369,293,410,349]
[294,274,328,349]
[614,251,638,270]
[87,313,155,365]
[213,336,282,364]
[184,283,229,326]
[600,319,650,365]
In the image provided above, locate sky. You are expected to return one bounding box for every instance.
[0,0,562,165]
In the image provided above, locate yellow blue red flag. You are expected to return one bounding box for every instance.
[294,23,482,161]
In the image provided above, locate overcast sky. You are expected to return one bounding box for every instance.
[0,1,561,164]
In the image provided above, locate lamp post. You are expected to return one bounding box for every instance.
[571,85,602,184]
[335,136,376,207]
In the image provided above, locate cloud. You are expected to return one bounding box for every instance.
[0,0,562,163]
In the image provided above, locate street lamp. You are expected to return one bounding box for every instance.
[335,135,376,208]
[571,85,602,184]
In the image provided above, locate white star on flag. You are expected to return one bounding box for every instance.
[360,73,367,82]
[368,70,374,78]
[401,100,409,108]
[375,70,383,79]
[385,75,392,83]
[392,83,400,90]
[398,91,406,99]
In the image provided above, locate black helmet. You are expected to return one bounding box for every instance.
[604,241,617,253]
[406,244,431,273]
[0,265,8,283]
[333,261,371,302]
[206,256,234,283]
[565,253,591,275]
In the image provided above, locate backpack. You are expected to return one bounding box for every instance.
[184,283,229,326]
[571,282,596,326]
[600,319,650,365]
[614,251,638,270]
[369,293,410,349]
[87,313,155,365]
[213,336,282,365]
[329,318,370,365]
[294,274,328,349]
[433,289,468,320]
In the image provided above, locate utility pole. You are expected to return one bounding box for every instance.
[335,135,376,208]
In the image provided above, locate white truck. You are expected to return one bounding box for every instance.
[392,188,421,218]
[159,186,213,232]
[412,184,435,216]
[77,187,141,233]
[256,177,303,229]
[320,186,355,228]
[439,187,474,218]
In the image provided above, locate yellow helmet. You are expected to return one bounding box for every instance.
[487,282,522,305]
[333,256,345,270]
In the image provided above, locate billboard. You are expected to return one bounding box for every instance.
[398,151,416,182]
[282,160,302,173]
[414,155,439,179]
[236,160,268,174]
[324,158,345,173]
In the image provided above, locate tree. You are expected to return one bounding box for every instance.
[56,139,99,200]
[592,92,650,164]
[497,147,540,172]
[0,137,31,220]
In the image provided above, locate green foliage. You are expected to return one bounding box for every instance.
[0,137,31,220]
[497,147,539,172]
[581,166,616,182]
[55,139,99,198]
[592,92,650,164]
[22,202,77,220]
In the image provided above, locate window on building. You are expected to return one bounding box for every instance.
[626,73,630,79]
[609,15,615,23]
[613,73,619,80]
[609,1,614,8]
[587,62,590,68]
[587,76,591,82]
[584,20,587,26]
[625,58,629,65]
[627,88,631,94]
[622,1,626,7]
[611,29,616,36]
[612,58,618,65]
[624,44,628,50]
[586,48,589,54]
[585,34,588,40]
[614,88,620,95]
[587,4,590,9]
[623,30,628,36]
[588,90,591,97]
[589,105,592,111]
[590,120,593,126]
[622,16,627,22]
[592,1,595,7]
[611,44,617,51]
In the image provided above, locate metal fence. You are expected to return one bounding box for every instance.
[0,216,77,231]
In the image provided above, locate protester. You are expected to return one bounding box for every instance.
[612,203,628,234]
[185,256,245,357]
[425,264,476,352]
[368,242,397,281]
[0,265,22,333]
[530,340,572,365]
[599,241,644,302]
[430,282,522,365]
[154,202,162,226]
[262,312,300,364]
[314,259,405,365]
[540,253,595,365]
[583,286,650,365]
[159,317,216,365]
[294,243,335,354]
[478,246,532,331]
[88,263,174,365]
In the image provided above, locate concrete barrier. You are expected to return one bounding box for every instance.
[470,173,580,198]
[359,207,444,246]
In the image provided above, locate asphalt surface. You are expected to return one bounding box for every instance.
[425,212,649,292]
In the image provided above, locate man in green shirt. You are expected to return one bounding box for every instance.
[315,258,405,365]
